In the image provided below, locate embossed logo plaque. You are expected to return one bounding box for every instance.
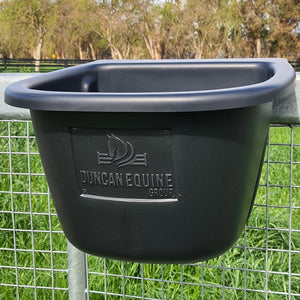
[71,129,177,202]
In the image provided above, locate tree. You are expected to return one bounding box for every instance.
[19,0,55,70]
[50,0,75,59]
[95,0,141,59]
[53,0,99,60]
[137,0,183,59]
[267,0,300,59]
[182,0,221,59]
[0,0,298,60]
[214,0,243,58]
[0,0,31,58]
[139,0,165,59]
[238,0,271,58]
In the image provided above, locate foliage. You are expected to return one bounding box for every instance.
[0,0,299,60]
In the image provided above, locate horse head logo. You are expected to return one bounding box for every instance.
[107,134,134,167]
[97,134,148,168]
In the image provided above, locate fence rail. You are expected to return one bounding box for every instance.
[0,58,300,73]
[0,58,94,73]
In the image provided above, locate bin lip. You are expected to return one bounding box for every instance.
[5,58,296,112]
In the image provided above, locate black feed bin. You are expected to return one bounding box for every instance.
[5,59,295,263]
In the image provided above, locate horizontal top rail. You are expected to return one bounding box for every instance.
[1,58,299,74]
[0,71,299,124]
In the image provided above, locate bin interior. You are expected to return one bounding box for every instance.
[31,62,274,93]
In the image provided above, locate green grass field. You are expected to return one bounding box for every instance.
[0,121,299,299]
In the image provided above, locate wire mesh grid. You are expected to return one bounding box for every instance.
[0,120,299,299]
[0,120,68,299]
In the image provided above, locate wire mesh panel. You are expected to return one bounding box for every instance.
[0,121,299,299]
[84,124,300,300]
[0,120,68,299]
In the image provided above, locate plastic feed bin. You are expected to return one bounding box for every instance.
[5,59,295,263]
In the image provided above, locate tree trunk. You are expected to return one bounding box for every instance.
[34,37,43,72]
[110,46,123,59]
[155,44,162,59]
[256,38,261,58]
[78,43,83,60]
[124,45,131,59]
[144,36,155,59]
[194,32,207,59]
[89,42,96,60]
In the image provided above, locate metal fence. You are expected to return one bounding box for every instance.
[0,58,94,73]
[0,73,300,299]
[0,58,300,73]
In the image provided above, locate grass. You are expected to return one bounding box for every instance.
[0,61,67,73]
[0,59,91,73]
[0,65,65,73]
[0,121,299,299]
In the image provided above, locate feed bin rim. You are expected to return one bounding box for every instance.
[4,58,295,113]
